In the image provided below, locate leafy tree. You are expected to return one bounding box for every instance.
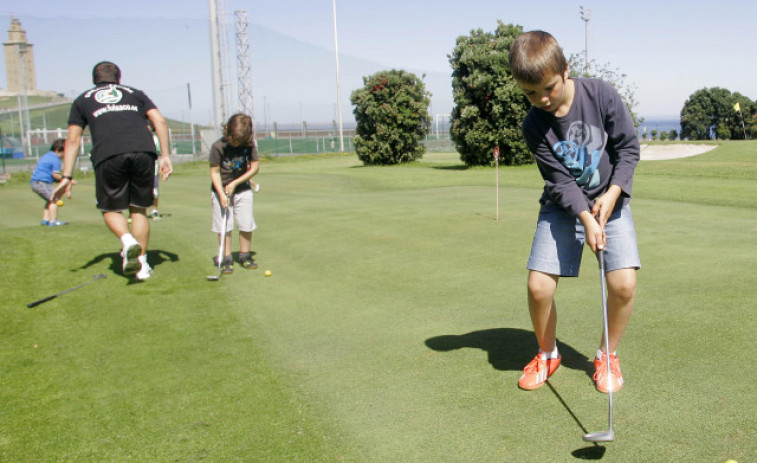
[680,87,755,140]
[659,131,667,141]
[668,129,678,140]
[350,70,431,165]
[650,129,658,141]
[449,21,531,166]
[568,52,642,127]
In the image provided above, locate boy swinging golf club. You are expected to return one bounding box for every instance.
[509,30,641,441]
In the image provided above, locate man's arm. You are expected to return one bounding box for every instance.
[146,108,173,180]
[52,125,83,200]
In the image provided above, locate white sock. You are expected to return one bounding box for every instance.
[138,255,148,266]
[120,233,138,248]
[539,346,559,359]
[596,349,617,359]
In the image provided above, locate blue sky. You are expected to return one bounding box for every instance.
[2,0,756,126]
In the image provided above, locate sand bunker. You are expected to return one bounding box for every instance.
[639,144,717,161]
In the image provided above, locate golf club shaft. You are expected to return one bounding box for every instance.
[27,275,105,308]
[598,250,614,432]
[217,206,228,273]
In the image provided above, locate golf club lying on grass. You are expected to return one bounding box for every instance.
[206,204,229,281]
[583,249,615,443]
[27,274,107,308]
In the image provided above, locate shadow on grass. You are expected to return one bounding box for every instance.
[426,328,607,459]
[77,249,179,281]
[424,327,594,377]
[547,381,608,460]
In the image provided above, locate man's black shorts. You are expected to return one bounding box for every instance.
[95,152,157,211]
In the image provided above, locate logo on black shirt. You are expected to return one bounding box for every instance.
[95,86,123,104]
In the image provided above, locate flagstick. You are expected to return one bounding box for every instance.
[735,102,748,139]
[493,147,500,221]
[738,108,747,139]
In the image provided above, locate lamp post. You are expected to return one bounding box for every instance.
[580,6,591,72]
[18,43,32,157]
[263,96,268,136]
[332,0,344,152]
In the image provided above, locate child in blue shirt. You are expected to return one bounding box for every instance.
[30,139,74,226]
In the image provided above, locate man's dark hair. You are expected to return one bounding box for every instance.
[92,61,121,85]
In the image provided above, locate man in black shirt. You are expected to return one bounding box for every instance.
[55,61,173,280]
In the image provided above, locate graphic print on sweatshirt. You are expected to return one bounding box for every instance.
[552,121,606,188]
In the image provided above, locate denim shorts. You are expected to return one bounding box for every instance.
[527,204,641,277]
[31,181,55,203]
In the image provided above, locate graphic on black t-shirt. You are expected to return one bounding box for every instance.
[222,148,251,179]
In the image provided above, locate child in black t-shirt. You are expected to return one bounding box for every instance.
[209,113,260,272]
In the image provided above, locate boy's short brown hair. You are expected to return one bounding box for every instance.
[223,113,254,147]
[509,30,567,84]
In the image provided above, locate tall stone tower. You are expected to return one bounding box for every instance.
[3,16,37,94]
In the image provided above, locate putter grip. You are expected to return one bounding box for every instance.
[27,295,57,308]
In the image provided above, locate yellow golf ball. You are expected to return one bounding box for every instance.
[724,460,738,463]
[264,270,272,277]
[56,200,64,206]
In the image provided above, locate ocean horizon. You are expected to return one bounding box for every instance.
[639,118,681,138]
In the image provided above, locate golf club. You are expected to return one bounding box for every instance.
[206,203,229,281]
[27,273,107,308]
[583,249,615,443]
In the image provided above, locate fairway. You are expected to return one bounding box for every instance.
[1,145,755,461]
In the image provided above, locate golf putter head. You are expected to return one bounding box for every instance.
[583,430,614,442]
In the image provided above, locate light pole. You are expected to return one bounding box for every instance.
[187,83,196,155]
[18,43,32,157]
[208,0,226,134]
[332,0,344,152]
[580,6,591,72]
[263,96,268,136]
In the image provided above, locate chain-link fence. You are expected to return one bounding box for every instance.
[0,112,454,173]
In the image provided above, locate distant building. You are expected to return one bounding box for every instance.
[3,16,37,95]
[1,16,63,99]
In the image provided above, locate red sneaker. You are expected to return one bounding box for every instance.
[518,353,561,390]
[593,352,624,393]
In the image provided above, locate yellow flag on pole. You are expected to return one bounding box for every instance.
[734,102,741,112]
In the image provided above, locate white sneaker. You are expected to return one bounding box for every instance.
[121,242,142,276]
[136,263,153,281]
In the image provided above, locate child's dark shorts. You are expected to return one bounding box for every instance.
[95,152,156,211]
[527,204,641,277]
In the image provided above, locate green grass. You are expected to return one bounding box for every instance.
[1,144,755,461]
